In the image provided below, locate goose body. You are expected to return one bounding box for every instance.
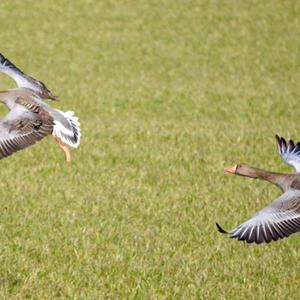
[0,54,81,161]
[217,135,300,244]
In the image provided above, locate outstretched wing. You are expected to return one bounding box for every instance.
[0,53,58,100]
[276,135,300,172]
[217,189,300,244]
[0,99,54,159]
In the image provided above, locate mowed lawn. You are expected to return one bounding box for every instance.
[0,0,299,298]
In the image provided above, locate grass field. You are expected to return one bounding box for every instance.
[0,0,299,298]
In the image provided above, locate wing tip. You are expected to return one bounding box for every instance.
[0,53,9,67]
[276,134,300,155]
[275,134,290,154]
[216,222,228,234]
[275,134,286,144]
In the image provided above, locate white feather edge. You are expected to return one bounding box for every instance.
[53,111,81,148]
[1,68,27,88]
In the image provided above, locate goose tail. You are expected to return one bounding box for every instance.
[53,110,81,148]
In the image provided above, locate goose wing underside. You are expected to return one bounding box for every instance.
[218,189,300,244]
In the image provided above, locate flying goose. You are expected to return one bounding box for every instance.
[217,135,300,244]
[0,54,80,162]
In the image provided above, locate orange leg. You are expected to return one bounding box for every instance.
[53,134,71,163]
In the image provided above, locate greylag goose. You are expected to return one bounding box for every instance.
[0,54,80,162]
[217,135,300,244]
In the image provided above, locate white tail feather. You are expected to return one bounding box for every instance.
[53,111,81,148]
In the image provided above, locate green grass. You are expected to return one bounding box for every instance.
[0,0,299,298]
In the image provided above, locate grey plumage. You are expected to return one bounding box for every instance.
[226,190,300,243]
[0,96,53,159]
[218,135,300,244]
[0,54,81,161]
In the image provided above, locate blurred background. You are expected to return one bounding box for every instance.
[0,1,299,298]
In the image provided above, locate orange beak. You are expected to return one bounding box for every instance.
[224,164,238,174]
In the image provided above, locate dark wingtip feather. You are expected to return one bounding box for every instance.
[275,135,300,154]
[275,134,281,152]
[289,139,295,148]
[0,53,9,66]
[275,135,288,153]
[275,134,286,146]
[281,137,287,149]
[216,223,228,234]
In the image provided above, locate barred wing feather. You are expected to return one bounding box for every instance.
[219,190,300,244]
[0,104,53,159]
